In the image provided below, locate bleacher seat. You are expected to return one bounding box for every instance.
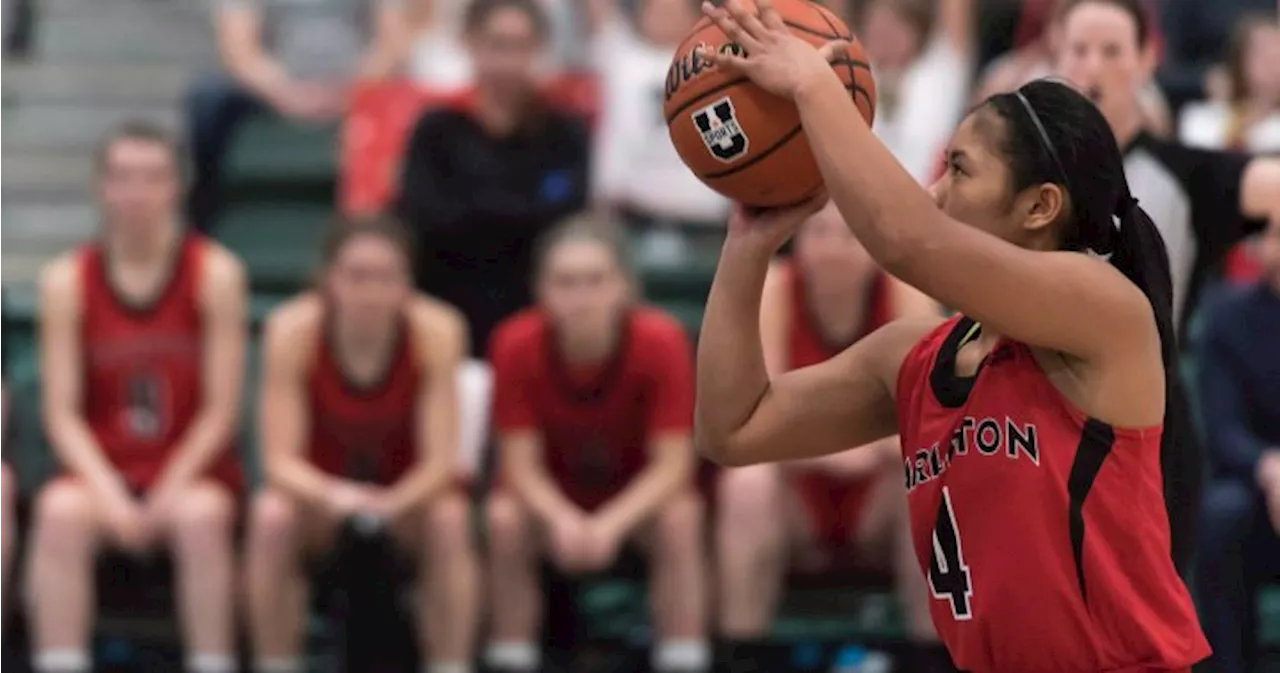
[225,117,339,186]
[214,204,328,294]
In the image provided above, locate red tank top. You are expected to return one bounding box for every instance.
[79,234,239,492]
[307,311,422,485]
[785,259,891,368]
[894,316,1209,673]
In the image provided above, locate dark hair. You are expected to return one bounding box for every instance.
[534,213,633,281]
[1225,12,1277,104]
[464,0,550,40]
[984,79,1191,568]
[320,215,415,271]
[95,119,184,175]
[1055,0,1150,47]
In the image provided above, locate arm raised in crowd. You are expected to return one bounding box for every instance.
[358,0,414,79]
[379,297,468,516]
[146,245,248,512]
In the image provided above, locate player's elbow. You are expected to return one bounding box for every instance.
[693,426,754,468]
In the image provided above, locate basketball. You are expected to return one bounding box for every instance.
[664,0,876,207]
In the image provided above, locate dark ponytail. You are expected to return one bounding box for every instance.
[986,79,1197,574]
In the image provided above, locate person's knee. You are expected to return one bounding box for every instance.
[248,489,300,553]
[31,480,97,548]
[716,466,783,540]
[484,492,530,558]
[170,482,236,546]
[425,490,473,557]
[652,492,704,565]
[1198,479,1259,558]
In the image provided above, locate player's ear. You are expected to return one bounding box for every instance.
[1019,182,1066,236]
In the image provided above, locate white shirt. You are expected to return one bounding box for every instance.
[590,19,729,223]
[871,35,972,184]
[1178,100,1280,154]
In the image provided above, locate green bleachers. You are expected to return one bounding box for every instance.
[224,117,339,191]
[214,203,327,294]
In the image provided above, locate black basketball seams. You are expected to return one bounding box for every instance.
[705,124,805,179]
[809,5,859,95]
[783,20,848,41]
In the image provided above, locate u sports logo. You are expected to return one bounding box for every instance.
[693,97,749,162]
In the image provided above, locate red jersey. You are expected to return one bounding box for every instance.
[79,235,239,492]
[895,315,1209,673]
[786,261,892,547]
[491,307,695,510]
[307,312,422,485]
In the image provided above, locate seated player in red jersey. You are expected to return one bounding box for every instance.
[715,202,942,665]
[28,121,246,673]
[695,4,1210,670]
[484,219,708,673]
[244,217,478,673]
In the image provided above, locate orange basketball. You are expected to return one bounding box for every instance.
[664,0,876,207]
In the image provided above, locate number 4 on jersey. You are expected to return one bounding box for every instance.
[929,486,974,620]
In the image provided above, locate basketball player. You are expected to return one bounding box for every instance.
[28,121,246,673]
[1054,0,1280,575]
[696,2,1209,669]
[244,217,478,673]
[484,220,708,673]
[715,202,942,667]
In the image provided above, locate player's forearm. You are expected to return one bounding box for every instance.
[511,467,582,523]
[595,455,691,537]
[155,409,236,486]
[383,462,452,513]
[267,455,339,508]
[694,239,775,463]
[47,414,130,498]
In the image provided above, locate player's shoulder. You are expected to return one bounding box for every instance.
[405,294,469,355]
[490,308,548,355]
[38,249,85,299]
[629,305,692,346]
[263,293,324,349]
[868,315,953,365]
[193,237,246,284]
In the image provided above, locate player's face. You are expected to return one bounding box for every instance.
[327,234,412,328]
[930,110,1039,245]
[861,2,924,73]
[638,0,700,46]
[1055,2,1152,127]
[98,139,180,231]
[468,7,544,95]
[794,202,875,285]
[539,240,629,338]
[1242,24,1280,102]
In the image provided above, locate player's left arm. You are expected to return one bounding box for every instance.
[358,0,413,79]
[383,297,467,516]
[593,320,696,539]
[153,243,248,489]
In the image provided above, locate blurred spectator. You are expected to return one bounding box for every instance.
[28,123,247,673]
[585,0,729,262]
[857,0,974,183]
[1194,219,1280,673]
[2,379,12,619]
[245,217,478,673]
[1156,0,1274,113]
[397,0,590,360]
[484,221,707,673]
[187,0,413,231]
[1178,13,1280,153]
[715,203,944,672]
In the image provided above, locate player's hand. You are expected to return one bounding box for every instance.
[726,192,828,250]
[580,518,624,572]
[547,511,591,573]
[270,82,345,122]
[102,488,155,554]
[327,481,381,518]
[702,0,848,100]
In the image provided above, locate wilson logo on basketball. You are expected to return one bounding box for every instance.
[663,42,746,101]
[693,97,749,162]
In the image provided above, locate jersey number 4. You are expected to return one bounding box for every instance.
[928,486,974,620]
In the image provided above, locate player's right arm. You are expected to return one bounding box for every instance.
[214,0,291,102]
[39,255,131,501]
[697,225,936,468]
[258,297,341,508]
[490,325,584,522]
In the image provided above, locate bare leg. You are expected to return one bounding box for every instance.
[482,493,542,671]
[26,479,102,670]
[164,480,237,669]
[420,491,480,666]
[646,491,710,672]
[2,465,16,610]
[714,466,787,636]
[243,489,310,668]
[853,463,936,642]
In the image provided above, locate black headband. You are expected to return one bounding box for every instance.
[1014,89,1070,191]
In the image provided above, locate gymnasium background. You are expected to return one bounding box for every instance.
[1,0,1277,671]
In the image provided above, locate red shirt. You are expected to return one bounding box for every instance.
[307,313,422,485]
[894,316,1209,673]
[79,235,239,492]
[490,307,694,509]
[785,259,892,368]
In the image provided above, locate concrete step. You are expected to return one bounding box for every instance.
[1,256,53,285]
[3,62,193,105]
[37,0,209,20]
[2,151,94,199]
[3,201,98,245]
[2,103,181,152]
[37,14,215,63]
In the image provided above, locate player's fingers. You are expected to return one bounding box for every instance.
[721,0,770,43]
[705,44,750,73]
[702,2,764,54]
[817,39,852,63]
[756,0,786,31]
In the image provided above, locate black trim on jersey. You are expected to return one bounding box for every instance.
[929,316,987,408]
[100,233,190,319]
[324,310,410,399]
[1066,418,1116,603]
[545,311,632,406]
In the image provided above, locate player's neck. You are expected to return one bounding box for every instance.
[1107,102,1144,150]
[558,326,618,365]
[807,272,873,337]
[333,318,398,357]
[105,219,179,267]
